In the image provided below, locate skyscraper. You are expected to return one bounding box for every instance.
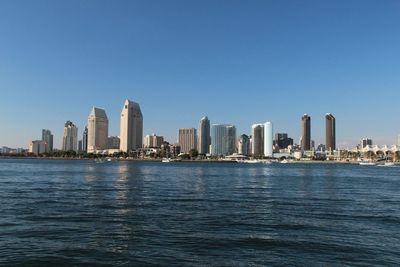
[264,121,273,157]
[178,128,197,153]
[325,113,336,152]
[238,134,250,156]
[87,107,109,152]
[251,124,264,157]
[301,114,311,151]
[120,99,143,152]
[62,121,78,151]
[198,116,211,154]
[398,134,400,146]
[41,129,53,152]
[211,124,236,156]
[82,126,88,152]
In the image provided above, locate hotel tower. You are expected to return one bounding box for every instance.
[87,107,109,152]
[120,99,143,152]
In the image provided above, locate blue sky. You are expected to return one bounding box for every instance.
[1,0,399,149]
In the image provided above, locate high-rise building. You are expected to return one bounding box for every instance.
[87,107,109,152]
[62,121,78,151]
[29,140,47,155]
[41,129,53,152]
[251,124,264,157]
[361,138,372,148]
[178,128,197,153]
[325,113,336,152]
[82,126,88,152]
[198,116,211,154]
[211,124,236,156]
[144,134,164,148]
[274,133,293,149]
[301,114,311,151]
[238,134,250,155]
[264,121,273,157]
[398,134,400,146]
[120,99,143,152]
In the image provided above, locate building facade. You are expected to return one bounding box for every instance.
[274,133,293,149]
[251,124,264,157]
[264,121,273,157]
[120,99,143,152]
[29,140,47,155]
[301,114,311,151]
[87,107,109,152]
[108,136,120,149]
[198,116,211,154]
[211,124,236,156]
[178,128,197,153]
[62,121,78,151]
[361,138,373,149]
[41,129,53,152]
[144,134,164,148]
[325,113,336,152]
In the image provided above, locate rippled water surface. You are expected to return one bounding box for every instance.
[1,159,400,266]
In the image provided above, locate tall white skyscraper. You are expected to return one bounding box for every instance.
[87,107,109,152]
[211,124,236,156]
[252,124,264,157]
[398,134,400,146]
[198,116,211,154]
[62,121,78,151]
[120,99,143,152]
[264,121,273,157]
[178,128,197,153]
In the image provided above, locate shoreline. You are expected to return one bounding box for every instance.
[1,156,396,165]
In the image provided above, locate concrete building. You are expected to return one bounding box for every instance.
[87,107,109,153]
[41,129,53,152]
[398,134,400,146]
[62,121,78,151]
[119,99,143,152]
[274,133,293,149]
[301,114,311,151]
[198,116,211,154]
[251,124,264,157]
[238,134,250,156]
[178,128,197,153]
[29,140,47,155]
[211,124,236,156]
[264,121,273,157]
[82,126,88,152]
[325,113,336,152]
[107,136,120,149]
[144,134,164,148]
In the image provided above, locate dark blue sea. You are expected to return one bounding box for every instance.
[0,159,399,266]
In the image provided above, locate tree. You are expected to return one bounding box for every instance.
[189,149,199,159]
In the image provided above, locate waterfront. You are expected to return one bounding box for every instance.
[1,159,400,266]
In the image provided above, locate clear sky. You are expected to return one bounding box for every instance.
[1,0,400,149]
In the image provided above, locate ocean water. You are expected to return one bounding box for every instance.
[0,158,399,266]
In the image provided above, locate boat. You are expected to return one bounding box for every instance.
[377,162,395,167]
[162,158,171,163]
[359,161,376,166]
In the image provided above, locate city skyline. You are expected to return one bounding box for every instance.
[1,1,400,148]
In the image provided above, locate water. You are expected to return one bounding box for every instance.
[0,159,399,266]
